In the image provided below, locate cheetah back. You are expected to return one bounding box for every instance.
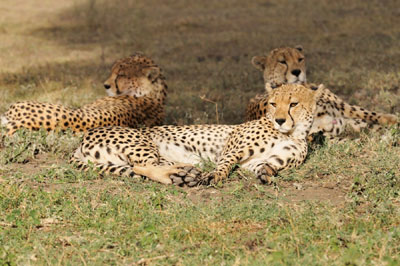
[2,53,167,135]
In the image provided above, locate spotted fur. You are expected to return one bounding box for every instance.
[2,53,167,135]
[251,46,306,87]
[71,84,322,186]
[246,47,397,138]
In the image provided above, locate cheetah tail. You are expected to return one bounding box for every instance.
[328,92,398,125]
[343,103,397,125]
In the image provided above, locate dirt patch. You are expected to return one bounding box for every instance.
[3,152,64,176]
[184,186,227,204]
[275,180,347,205]
[177,177,348,206]
[282,186,346,205]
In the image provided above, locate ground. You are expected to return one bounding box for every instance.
[0,0,399,264]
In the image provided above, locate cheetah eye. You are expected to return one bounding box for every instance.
[279,60,287,65]
[270,102,277,107]
[298,58,304,62]
[290,102,298,108]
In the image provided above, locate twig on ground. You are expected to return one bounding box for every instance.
[199,95,220,124]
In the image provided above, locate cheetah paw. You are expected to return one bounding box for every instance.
[197,172,225,186]
[169,166,203,187]
[257,165,276,184]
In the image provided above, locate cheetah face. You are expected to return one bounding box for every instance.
[103,54,164,97]
[267,84,323,136]
[252,46,306,89]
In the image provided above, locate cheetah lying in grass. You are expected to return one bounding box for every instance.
[246,47,397,139]
[1,53,167,135]
[71,83,323,186]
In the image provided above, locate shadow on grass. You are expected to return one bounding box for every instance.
[4,0,400,123]
[31,0,400,73]
[0,60,108,87]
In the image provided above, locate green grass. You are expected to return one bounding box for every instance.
[1,150,400,264]
[1,0,400,264]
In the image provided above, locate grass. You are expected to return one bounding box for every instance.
[0,0,400,264]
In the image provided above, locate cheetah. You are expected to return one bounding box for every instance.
[246,47,397,138]
[1,53,167,135]
[71,83,323,186]
[251,46,306,87]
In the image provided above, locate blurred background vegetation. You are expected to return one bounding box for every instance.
[1,0,399,125]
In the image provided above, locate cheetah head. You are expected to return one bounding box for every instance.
[103,53,166,99]
[252,46,306,90]
[267,83,323,138]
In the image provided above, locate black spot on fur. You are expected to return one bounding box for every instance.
[275,158,284,165]
[249,149,254,156]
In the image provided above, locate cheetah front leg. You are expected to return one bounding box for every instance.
[200,149,244,185]
[124,162,203,186]
[133,156,203,186]
[243,158,286,185]
[132,164,200,185]
[242,139,307,184]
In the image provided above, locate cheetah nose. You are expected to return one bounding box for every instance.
[275,118,286,126]
[291,69,301,77]
[104,84,111,89]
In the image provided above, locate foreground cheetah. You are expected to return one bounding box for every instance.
[71,83,323,186]
[246,47,397,138]
[1,53,167,135]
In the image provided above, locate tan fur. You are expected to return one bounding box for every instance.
[2,53,167,135]
[71,84,322,186]
[246,47,397,138]
[251,46,306,88]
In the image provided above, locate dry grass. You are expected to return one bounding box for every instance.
[0,0,399,264]
[2,0,399,123]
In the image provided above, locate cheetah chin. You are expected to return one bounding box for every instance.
[276,128,290,134]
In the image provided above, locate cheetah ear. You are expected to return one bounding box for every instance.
[295,45,303,52]
[312,84,325,100]
[144,67,160,82]
[251,56,267,71]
